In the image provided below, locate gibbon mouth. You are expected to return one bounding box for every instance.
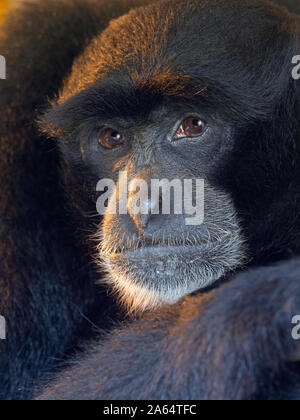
[109,240,224,257]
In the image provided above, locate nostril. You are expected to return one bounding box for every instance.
[139,213,151,229]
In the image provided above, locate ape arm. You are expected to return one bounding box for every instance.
[38,258,300,400]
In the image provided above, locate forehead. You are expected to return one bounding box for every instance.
[59,0,289,103]
[40,0,293,138]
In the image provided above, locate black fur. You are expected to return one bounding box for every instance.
[0,0,299,400]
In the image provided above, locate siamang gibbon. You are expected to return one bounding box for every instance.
[0,0,299,400]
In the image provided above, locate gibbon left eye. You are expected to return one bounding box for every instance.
[173,116,207,140]
[98,128,125,149]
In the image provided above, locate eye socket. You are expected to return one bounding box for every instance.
[173,116,207,140]
[98,128,125,149]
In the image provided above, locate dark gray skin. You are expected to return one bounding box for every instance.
[74,99,245,312]
[0,0,300,400]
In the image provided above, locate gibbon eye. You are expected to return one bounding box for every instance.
[173,116,207,140]
[99,128,124,149]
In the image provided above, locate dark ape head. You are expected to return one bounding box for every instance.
[40,0,300,312]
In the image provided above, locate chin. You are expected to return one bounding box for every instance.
[99,234,246,313]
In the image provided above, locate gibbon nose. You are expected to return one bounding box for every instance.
[125,169,163,232]
[127,194,153,231]
[127,185,164,232]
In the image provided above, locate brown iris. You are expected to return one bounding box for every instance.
[174,116,206,140]
[99,128,124,149]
